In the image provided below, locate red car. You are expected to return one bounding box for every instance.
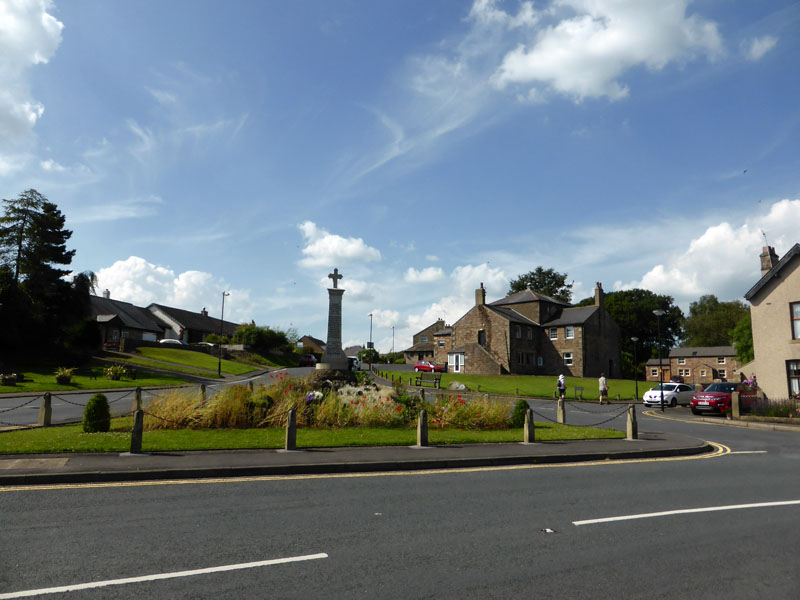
[298,355,317,367]
[690,382,755,415]
[414,361,445,373]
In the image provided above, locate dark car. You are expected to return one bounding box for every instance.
[298,355,317,367]
[690,382,754,415]
[414,361,445,373]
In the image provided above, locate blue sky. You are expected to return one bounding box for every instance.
[2,0,799,352]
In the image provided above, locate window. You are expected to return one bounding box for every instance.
[792,303,800,339]
[788,360,800,397]
[515,325,521,339]
[678,368,691,377]
[700,369,707,377]
[717,357,726,365]
[438,340,444,348]
[527,327,533,340]
[651,368,658,377]
[420,336,428,342]
[549,328,557,340]
[478,330,486,347]
[565,326,574,340]
[678,358,686,365]
[718,369,727,379]
[537,356,543,367]
[563,352,573,366]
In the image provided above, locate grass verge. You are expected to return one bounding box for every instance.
[0,365,188,395]
[0,419,623,454]
[134,347,257,375]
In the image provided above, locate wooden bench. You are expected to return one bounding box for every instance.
[574,387,584,400]
[415,372,442,388]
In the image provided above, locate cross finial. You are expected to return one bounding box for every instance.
[328,267,343,289]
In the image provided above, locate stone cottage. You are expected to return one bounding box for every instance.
[433,283,621,377]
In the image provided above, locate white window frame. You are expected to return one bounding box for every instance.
[700,369,707,377]
[565,326,574,340]
[678,358,686,365]
[651,368,658,377]
[718,369,727,379]
[717,357,726,365]
[563,352,573,366]
[549,328,557,340]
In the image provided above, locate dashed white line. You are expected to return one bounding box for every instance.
[573,500,800,526]
[0,553,328,598]
[729,450,768,454]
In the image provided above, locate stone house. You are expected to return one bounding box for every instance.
[434,283,621,377]
[147,303,238,344]
[89,291,165,346]
[744,244,800,399]
[645,347,741,385]
[403,319,446,363]
[297,335,326,354]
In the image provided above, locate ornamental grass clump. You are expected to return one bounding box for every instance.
[429,394,511,430]
[143,388,204,430]
[82,393,111,433]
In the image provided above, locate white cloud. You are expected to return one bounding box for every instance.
[743,35,777,62]
[298,221,381,268]
[622,199,800,304]
[369,309,400,328]
[40,158,65,172]
[70,195,162,223]
[492,0,723,101]
[450,263,508,298]
[95,256,253,322]
[0,0,63,169]
[404,266,445,283]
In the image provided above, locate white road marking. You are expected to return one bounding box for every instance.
[729,450,768,454]
[573,500,800,526]
[0,553,328,599]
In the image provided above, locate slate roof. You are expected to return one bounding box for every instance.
[485,305,539,326]
[89,296,164,333]
[404,341,434,352]
[490,288,571,308]
[543,306,599,326]
[669,346,736,358]
[149,303,238,336]
[745,243,800,301]
[433,327,452,336]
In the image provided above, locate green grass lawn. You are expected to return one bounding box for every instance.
[0,364,188,395]
[382,370,650,401]
[109,355,225,379]
[133,347,258,376]
[0,419,623,454]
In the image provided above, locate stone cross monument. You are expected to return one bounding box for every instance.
[317,267,349,371]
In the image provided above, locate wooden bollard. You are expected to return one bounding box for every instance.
[38,392,52,427]
[200,383,206,403]
[131,387,142,413]
[248,380,254,392]
[285,408,297,450]
[130,409,144,453]
[557,398,566,424]
[524,409,535,443]
[417,409,428,447]
[627,404,638,440]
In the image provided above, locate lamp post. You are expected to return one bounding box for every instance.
[391,326,395,355]
[368,313,373,370]
[631,336,639,401]
[218,291,230,377]
[653,309,666,412]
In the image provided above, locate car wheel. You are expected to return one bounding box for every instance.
[670,397,677,408]
[691,407,700,415]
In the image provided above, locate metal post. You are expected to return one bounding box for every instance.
[218,291,230,377]
[653,309,666,412]
[631,336,639,401]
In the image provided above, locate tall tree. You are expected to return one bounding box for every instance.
[731,313,754,364]
[508,267,572,302]
[683,294,749,347]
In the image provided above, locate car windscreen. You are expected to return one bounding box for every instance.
[704,383,737,392]
[654,384,677,391]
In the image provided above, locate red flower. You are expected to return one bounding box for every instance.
[395,406,402,412]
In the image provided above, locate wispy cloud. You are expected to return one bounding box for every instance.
[742,35,778,61]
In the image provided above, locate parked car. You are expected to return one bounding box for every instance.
[414,361,445,373]
[159,338,186,345]
[298,355,317,367]
[347,356,360,370]
[642,382,695,408]
[690,382,753,415]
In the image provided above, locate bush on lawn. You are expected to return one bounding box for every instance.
[509,398,530,428]
[82,393,111,433]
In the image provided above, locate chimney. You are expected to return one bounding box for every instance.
[200,307,208,317]
[103,289,110,299]
[760,246,779,276]
[475,283,486,306]
[594,282,604,309]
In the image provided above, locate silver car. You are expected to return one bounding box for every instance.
[642,383,695,408]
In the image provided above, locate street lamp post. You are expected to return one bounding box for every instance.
[368,313,373,370]
[218,291,230,377]
[653,309,666,412]
[631,336,639,401]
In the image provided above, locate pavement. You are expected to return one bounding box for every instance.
[0,430,712,486]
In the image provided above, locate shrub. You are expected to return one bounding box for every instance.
[82,393,111,433]
[509,398,530,428]
[55,367,75,385]
[105,365,128,380]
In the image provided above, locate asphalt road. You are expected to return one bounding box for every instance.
[2,406,799,598]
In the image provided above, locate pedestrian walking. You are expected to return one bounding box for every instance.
[598,373,609,405]
[557,374,566,401]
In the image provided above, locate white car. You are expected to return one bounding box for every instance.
[642,383,695,408]
[159,338,186,345]
[347,356,360,370]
